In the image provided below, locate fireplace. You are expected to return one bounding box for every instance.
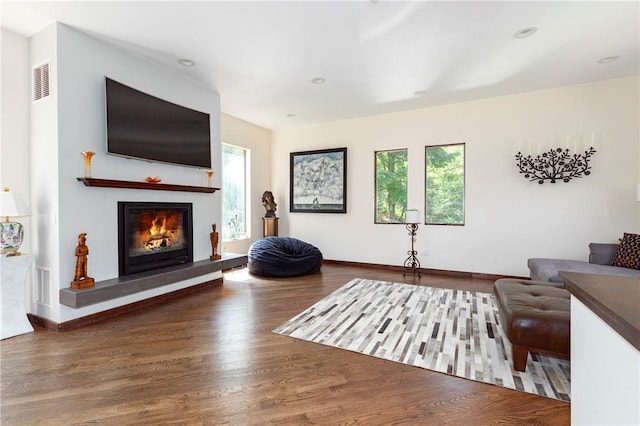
[118,202,193,276]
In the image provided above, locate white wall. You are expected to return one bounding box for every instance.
[272,76,640,277]
[29,23,222,322]
[1,29,31,254]
[220,113,271,254]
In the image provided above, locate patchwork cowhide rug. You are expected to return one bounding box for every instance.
[273,278,570,402]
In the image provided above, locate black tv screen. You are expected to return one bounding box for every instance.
[105,77,212,169]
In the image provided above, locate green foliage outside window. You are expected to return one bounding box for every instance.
[375,149,408,223]
[425,144,465,225]
[222,144,248,240]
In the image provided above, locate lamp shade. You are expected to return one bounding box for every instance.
[0,188,20,218]
[406,209,420,224]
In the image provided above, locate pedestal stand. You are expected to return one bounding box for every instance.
[263,217,279,237]
[403,223,421,276]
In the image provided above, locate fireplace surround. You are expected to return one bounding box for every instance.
[118,201,193,276]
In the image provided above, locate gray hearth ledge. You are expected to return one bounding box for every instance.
[60,253,247,308]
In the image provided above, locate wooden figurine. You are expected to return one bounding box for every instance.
[210,224,221,260]
[71,232,95,289]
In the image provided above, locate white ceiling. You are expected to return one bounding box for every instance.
[2,1,639,130]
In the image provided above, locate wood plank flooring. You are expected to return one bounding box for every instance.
[1,264,570,425]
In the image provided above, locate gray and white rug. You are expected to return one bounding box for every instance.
[273,278,570,402]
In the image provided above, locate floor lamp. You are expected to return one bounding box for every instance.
[403,209,421,276]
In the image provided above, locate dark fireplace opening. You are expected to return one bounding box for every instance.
[118,202,193,276]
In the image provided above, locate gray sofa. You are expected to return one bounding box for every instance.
[528,242,640,283]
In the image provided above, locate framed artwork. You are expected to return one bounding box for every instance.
[290,147,347,213]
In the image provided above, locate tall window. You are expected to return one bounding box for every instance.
[425,143,465,225]
[375,149,408,223]
[222,143,249,240]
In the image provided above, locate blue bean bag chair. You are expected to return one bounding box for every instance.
[248,237,323,277]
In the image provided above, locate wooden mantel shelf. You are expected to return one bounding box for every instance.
[77,177,219,193]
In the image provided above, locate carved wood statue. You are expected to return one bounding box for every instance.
[210,224,221,260]
[71,232,95,289]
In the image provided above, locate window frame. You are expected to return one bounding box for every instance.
[374,148,408,224]
[221,143,250,241]
[424,142,466,226]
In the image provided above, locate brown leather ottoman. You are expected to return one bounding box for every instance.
[493,278,570,372]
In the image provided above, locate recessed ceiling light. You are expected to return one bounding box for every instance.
[311,77,326,84]
[598,55,620,64]
[178,59,195,67]
[513,27,537,39]
[414,90,426,97]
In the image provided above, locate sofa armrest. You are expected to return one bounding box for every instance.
[588,243,619,265]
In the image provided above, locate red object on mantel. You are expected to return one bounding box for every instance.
[145,176,162,183]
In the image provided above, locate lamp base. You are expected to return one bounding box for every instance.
[0,220,24,256]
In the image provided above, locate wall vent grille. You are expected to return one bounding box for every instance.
[32,62,50,101]
[35,266,51,306]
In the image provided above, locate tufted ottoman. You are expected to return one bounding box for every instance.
[493,278,571,372]
[248,237,323,277]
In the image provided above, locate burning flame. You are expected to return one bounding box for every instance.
[149,215,167,237]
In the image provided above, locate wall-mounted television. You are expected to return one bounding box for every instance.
[105,77,212,169]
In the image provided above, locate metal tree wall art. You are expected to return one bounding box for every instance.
[515,147,596,184]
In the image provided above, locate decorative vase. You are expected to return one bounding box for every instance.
[82,151,95,178]
[0,221,24,255]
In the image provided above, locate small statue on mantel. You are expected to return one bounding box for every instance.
[262,191,277,218]
[71,233,95,289]
[210,224,221,260]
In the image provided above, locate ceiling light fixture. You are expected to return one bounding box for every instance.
[178,59,195,67]
[414,90,426,97]
[598,55,620,64]
[286,113,297,118]
[311,77,326,84]
[513,27,537,39]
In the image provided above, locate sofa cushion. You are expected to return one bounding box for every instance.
[612,233,640,270]
[528,257,640,283]
[589,242,619,265]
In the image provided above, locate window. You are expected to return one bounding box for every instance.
[222,143,249,240]
[425,143,465,225]
[375,149,408,223]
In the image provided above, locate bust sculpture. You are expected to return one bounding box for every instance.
[262,191,277,218]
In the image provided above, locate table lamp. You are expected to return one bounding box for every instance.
[0,187,27,256]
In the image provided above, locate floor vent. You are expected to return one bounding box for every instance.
[32,62,50,101]
[35,266,51,306]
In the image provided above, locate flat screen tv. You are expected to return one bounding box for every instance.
[105,77,212,169]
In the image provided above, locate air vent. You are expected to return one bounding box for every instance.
[35,266,51,306]
[32,62,50,101]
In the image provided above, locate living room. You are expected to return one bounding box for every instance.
[1,2,639,424]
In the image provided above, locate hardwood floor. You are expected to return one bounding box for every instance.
[1,265,570,425]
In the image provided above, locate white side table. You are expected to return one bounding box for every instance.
[1,254,35,339]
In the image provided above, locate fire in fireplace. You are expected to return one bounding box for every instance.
[118,202,193,276]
